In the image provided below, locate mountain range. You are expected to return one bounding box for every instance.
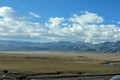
[0,40,119,53]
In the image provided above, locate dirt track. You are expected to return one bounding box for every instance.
[19,72,120,80]
[1,71,119,80]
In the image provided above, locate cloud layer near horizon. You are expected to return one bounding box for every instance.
[0,6,120,43]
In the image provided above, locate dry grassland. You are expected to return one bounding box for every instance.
[0,51,120,74]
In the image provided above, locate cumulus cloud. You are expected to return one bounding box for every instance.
[0,6,120,43]
[0,6,22,19]
[69,11,103,24]
[45,17,65,29]
[0,6,47,41]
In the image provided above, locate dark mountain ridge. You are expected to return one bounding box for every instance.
[0,40,119,53]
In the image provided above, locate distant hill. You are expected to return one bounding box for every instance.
[0,40,119,53]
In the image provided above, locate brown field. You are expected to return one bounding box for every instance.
[0,51,120,75]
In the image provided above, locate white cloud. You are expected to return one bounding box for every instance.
[0,7,48,42]
[0,6,21,19]
[69,11,103,24]
[45,17,65,29]
[29,12,40,18]
[0,6,120,43]
[117,21,120,24]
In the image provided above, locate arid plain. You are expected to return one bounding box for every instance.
[0,51,120,73]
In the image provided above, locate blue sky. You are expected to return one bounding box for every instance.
[0,0,120,43]
[1,0,120,23]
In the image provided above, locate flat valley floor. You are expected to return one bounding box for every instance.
[0,51,120,80]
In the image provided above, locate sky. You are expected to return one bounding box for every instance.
[0,0,120,43]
